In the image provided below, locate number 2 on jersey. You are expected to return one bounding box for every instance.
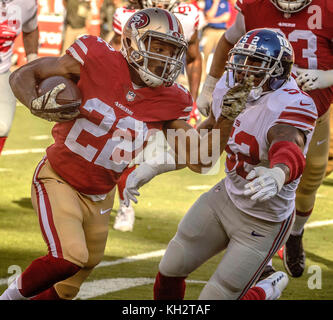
[65,98,148,173]
[225,127,260,179]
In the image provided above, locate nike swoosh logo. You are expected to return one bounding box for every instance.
[100,208,111,215]
[251,231,265,237]
[317,139,326,146]
[300,101,311,106]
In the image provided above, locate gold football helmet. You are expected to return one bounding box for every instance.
[121,8,187,87]
[270,0,312,13]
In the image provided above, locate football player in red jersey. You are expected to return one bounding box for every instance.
[197,0,333,279]
[0,8,238,300]
[110,0,202,232]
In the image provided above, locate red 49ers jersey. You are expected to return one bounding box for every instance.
[235,0,333,117]
[212,73,317,222]
[46,35,192,195]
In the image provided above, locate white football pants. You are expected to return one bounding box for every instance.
[0,70,16,137]
[159,179,295,300]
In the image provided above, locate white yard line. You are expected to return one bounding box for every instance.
[76,278,206,300]
[305,219,333,229]
[1,219,333,289]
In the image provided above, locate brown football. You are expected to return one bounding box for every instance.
[37,76,82,111]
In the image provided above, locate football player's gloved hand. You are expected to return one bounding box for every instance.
[196,75,219,117]
[221,75,254,120]
[295,68,333,91]
[123,163,158,207]
[243,166,285,202]
[30,83,81,122]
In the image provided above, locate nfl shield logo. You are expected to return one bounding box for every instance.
[126,91,136,102]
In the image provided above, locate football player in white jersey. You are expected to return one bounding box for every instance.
[123,29,317,300]
[0,0,39,156]
[110,0,202,232]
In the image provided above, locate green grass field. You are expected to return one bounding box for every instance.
[1,104,333,300]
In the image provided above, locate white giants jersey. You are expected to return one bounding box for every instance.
[112,3,199,42]
[0,0,38,73]
[212,73,317,222]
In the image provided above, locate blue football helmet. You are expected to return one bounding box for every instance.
[226,28,294,91]
[270,0,312,14]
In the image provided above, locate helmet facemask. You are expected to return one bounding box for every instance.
[124,29,187,87]
[270,0,312,14]
[226,47,284,91]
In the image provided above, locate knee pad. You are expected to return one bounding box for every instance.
[54,282,80,300]
[64,242,89,268]
[159,238,189,277]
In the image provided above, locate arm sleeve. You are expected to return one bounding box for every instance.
[22,7,38,33]
[224,12,246,45]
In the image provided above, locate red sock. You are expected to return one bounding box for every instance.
[241,287,266,300]
[19,254,80,298]
[0,136,7,156]
[117,166,136,200]
[30,286,63,300]
[154,272,186,300]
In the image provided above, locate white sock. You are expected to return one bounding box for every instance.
[0,277,28,300]
[291,214,310,236]
[267,259,272,267]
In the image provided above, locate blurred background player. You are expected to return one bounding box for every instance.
[110,0,203,232]
[196,0,333,279]
[61,0,91,55]
[200,0,230,80]
[99,0,122,42]
[0,0,39,158]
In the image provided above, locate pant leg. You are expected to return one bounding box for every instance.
[0,71,16,137]
[198,181,295,300]
[295,110,330,213]
[31,157,115,299]
[326,106,333,177]
[159,188,230,278]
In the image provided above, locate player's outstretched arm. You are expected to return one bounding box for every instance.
[196,33,234,116]
[244,124,307,202]
[9,54,81,111]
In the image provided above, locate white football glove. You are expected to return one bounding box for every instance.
[295,68,333,91]
[31,83,81,122]
[196,75,219,117]
[243,166,285,202]
[221,75,254,120]
[123,163,159,207]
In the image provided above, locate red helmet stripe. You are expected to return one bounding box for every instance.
[164,10,175,31]
[246,29,261,45]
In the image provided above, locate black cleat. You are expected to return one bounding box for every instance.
[256,265,277,283]
[283,230,305,278]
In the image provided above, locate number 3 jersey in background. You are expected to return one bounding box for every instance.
[46,35,193,196]
[234,0,333,117]
[212,73,317,222]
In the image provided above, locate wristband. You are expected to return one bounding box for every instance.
[268,141,306,183]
